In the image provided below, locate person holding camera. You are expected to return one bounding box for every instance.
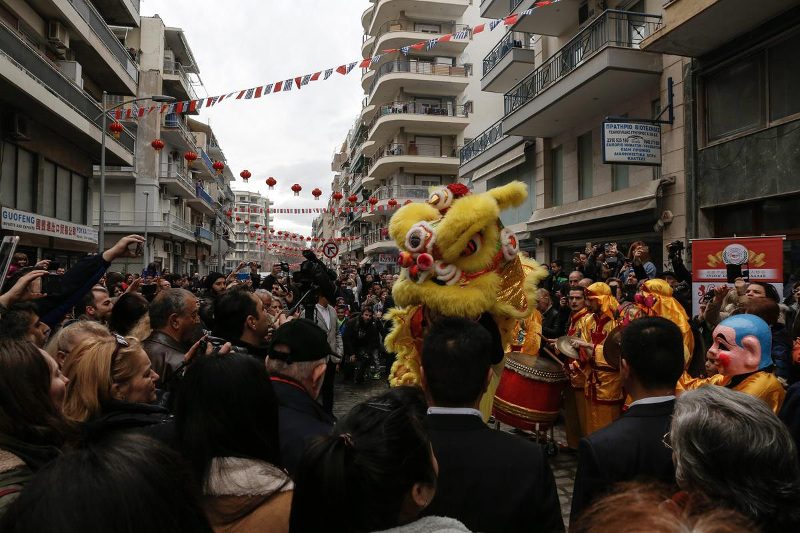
[621,241,657,282]
[210,287,272,360]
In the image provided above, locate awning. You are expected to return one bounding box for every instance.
[472,143,527,183]
[528,178,666,236]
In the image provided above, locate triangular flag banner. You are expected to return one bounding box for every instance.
[504,14,519,25]
[264,84,273,95]
[324,68,334,80]
[310,71,321,81]
[336,65,347,75]
[474,24,485,34]
[273,81,283,92]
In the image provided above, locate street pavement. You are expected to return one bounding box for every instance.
[332,375,579,528]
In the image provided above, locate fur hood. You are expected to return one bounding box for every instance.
[205,457,293,497]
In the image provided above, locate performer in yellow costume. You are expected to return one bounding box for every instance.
[641,279,694,367]
[678,314,785,413]
[563,288,591,449]
[384,182,547,420]
[571,283,622,435]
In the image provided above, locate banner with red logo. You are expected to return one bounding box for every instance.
[690,236,784,317]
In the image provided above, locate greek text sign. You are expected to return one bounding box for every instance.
[1,207,98,244]
[602,122,662,166]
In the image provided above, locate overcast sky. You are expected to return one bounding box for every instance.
[141,0,366,236]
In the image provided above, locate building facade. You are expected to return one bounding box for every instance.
[0,0,138,266]
[225,189,272,272]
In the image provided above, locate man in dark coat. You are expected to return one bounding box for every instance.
[570,316,684,523]
[342,306,383,382]
[420,317,564,533]
[266,319,335,475]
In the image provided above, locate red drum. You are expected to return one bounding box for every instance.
[493,352,567,431]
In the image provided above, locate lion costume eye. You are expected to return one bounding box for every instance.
[405,222,435,254]
[462,233,483,257]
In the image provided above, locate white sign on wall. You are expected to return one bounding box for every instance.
[1,207,98,244]
[601,122,662,166]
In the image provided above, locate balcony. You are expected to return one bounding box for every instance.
[503,10,663,139]
[365,141,461,184]
[63,0,139,93]
[364,228,397,253]
[363,183,431,221]
[95,211,195,241]
[512,0,583,37]
[367,0,470,36]
[640,0,798,57]
[163,61,198,102]
[368,59,470,105]
[195,225,214,245]
[0,20,134,165]
[362,19,470,60]
[482,31,536,93]
[367,101,468,153]
[159,163,194,196]
[162,113,197,151]
[481,0,525,19]
[92,0,140,26]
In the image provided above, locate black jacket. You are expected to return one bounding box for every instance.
[270,376,335,475]
[36,253,111,328]
[142,331,188,391]
[541,305,560,339]
[570,399,676,523]
[82,401,174,445]
[422,414,564,533]
[342,316,382,357]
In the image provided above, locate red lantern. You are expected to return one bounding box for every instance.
[184,151,197,166]
[109,122,124,139]
[270,228,275,233]
[236,216,241,222]
[254,223,260,229]
[213,161,225,175]
[150,139,164,151]
[240,170,251,183]
[347,194,358,203]
[291,184,302,196]
[368,197,378,206]
[332,192,343,202]
[244,219,250,225]
[266,177,277,190]
[312,188,322,200]
[306,237,311,241]
[387,198,398,208]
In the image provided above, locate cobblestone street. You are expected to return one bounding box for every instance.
[332,376,579,528]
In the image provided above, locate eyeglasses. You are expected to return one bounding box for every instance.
[662,431,672,451]
[110,333,129,374]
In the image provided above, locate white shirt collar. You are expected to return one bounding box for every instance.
[427,406,484,419]
[627,395,675,408]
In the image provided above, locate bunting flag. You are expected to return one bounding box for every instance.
[267,204,403,214]
[107,0,562,118]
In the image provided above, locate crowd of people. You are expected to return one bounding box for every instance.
[1,234,800,532]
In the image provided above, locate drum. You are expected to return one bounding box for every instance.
[493,352,567,431]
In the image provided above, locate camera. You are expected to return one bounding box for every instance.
[291,250,338,319]
[205,335,248,354]
[667,240,685,254]
[702,288,715,303]
[279,262,290,273]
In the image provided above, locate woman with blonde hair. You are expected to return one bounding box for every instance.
[45,321,111,367]
[62,335,170,442]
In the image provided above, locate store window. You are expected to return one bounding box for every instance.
[552,146,563,206]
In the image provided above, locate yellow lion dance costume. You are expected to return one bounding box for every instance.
[385,181,547,418]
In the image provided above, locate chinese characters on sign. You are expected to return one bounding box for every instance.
[1,207,99,244]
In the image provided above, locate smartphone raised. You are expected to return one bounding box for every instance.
[726,264,743,283]
[43,274,62,295]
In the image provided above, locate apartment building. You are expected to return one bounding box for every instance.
[641,0,800,273]
[324,0,501,271]
[462,0,689,270]
[91,14,235,275]
[225,189,272,272]
[0,0,139,266]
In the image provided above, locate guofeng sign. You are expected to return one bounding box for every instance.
[1,207,98,244]
[602,122,661,166]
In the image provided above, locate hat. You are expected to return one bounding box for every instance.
[204,272,225,291]
[660,270,677,279]
[268,318,333,363]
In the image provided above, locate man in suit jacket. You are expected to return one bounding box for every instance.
[570,316,685,523]
[315,292,343,414]
[419,317,564,533]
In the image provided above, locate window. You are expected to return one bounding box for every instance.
[55,166,71,221]
[552,146,563,206]
[612,165,629,191]
[16,148,35,212]
[703,32,800,143]
[578,133,593,200]
[414,23,441,34]
[488,150,535,226]
[71,173,86,224]
[0,142,16,202]
[41,161,56,217]
[413,136,442,157]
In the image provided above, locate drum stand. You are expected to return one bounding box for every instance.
[492,420,559,457]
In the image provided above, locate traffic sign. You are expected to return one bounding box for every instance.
[322,241,339,258]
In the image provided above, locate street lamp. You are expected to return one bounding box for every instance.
[142,191,150,266]
[97,92,176,253]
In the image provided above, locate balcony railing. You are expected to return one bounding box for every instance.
[483,31,533,76]
[369,142,461,167]
[163,60,198,100]
[68,0,138,82]
[195,185,214,206]
[369,59,469,95]
[374,184,430,200]
[0,20,135,154]
[195,225,214,241]
[460,120,506,164]
[200,149,215,175]
[93,211,193,238]
[364,228,394,248]
[366,19,470,56]
[505,10,662,115]
[163,213,194,237]
[163,113,197,147]
[159,164,192,189]
[369,101,467,130]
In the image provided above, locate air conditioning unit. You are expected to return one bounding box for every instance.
[7,114,30,141]
[175,243,183,255]
[47,21,69,49]
[164,242,173,253]
[56,61,82,89]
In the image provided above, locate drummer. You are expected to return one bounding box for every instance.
[570,282,623,435]
[560,287,592,451]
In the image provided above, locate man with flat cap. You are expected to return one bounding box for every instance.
[266,318,337,474]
